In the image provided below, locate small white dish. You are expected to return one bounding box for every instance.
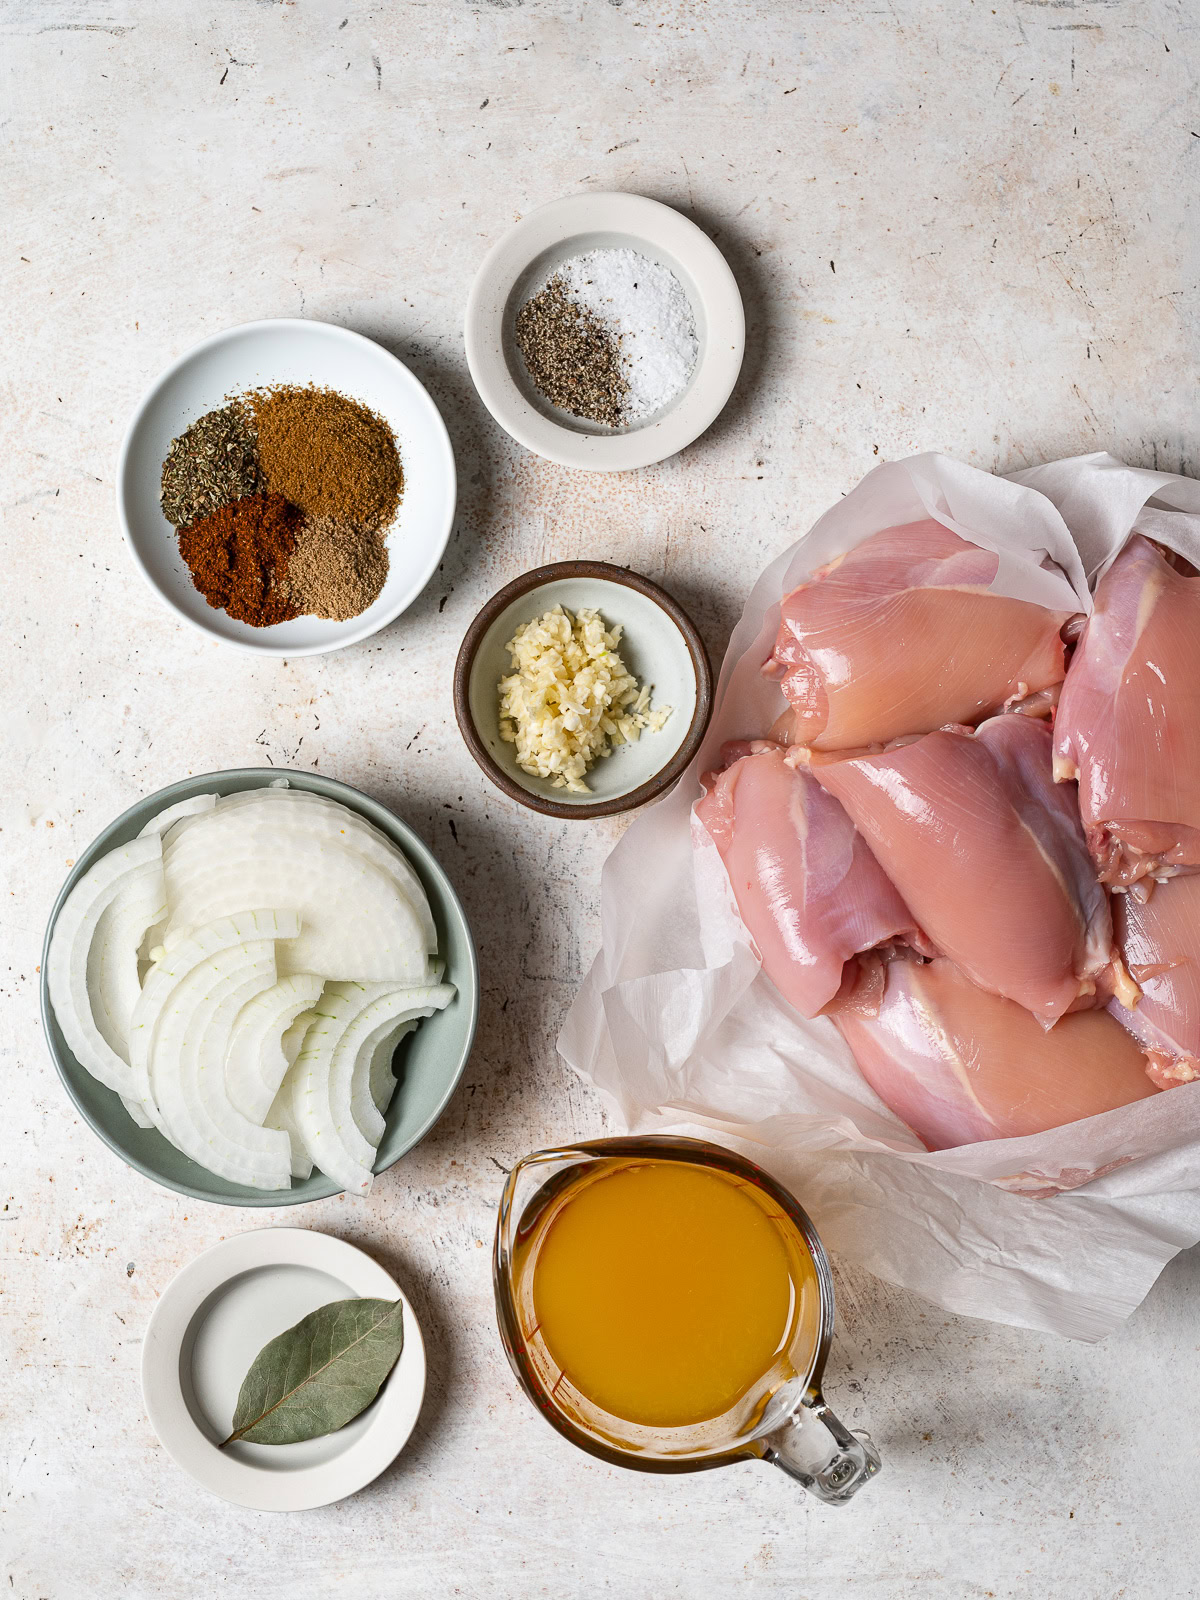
[118,319,456,656]
[141,1228,426,1511]
[454,561,713,819]
[464,192,745,472]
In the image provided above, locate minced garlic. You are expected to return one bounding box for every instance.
[497,605,672,793]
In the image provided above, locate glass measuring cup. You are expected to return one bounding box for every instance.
[493,1136,881,1504]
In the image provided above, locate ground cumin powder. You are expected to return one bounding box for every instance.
[177,492,301,627]
[248,385,403,533]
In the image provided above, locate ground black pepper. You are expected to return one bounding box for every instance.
[514,277,628,426]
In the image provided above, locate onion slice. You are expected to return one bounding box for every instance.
[137,796,220,955]
[346,992,451,1146]
[291,982,454,1194]
[214,789,437,952]
[138,793,218,840]
[128,909,302,1129]
[48,835,165,1110]
[89,869,166,1060]
[266,1015,316,1180]
[87,865,168,1129]
[349,1016,410,1148]
[161,812,431,983]
[364,1020,417,1133]
[226,974,325,1126]
[147,938,292,1189]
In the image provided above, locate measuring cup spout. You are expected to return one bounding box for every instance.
[761,1389,881,1504]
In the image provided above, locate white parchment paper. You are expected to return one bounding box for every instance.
[558,452,1200,1342]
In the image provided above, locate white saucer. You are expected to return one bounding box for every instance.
[141,1228,426,1510]
[464,192,745,472]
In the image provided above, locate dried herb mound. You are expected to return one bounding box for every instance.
[248,384,404,533]
[284,515,390,622]
[160,402,262,531]
[514,277,628,427]
[177,492,301,627]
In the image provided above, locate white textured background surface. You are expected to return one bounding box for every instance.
[3,3,1199,1597]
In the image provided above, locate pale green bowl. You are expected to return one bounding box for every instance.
[40,769,479,1207]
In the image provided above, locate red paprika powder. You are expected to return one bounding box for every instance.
[177,493,301,627]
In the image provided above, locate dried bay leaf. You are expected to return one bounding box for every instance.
[221,1297,405,1448]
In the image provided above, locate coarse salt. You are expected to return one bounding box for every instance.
[556,248,699,422]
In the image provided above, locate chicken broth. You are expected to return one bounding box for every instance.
[520,1158,821,1430]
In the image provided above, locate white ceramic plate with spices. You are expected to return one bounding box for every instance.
[142,1228,426,1511]
[117,319,456,656]
[464,192,745,472]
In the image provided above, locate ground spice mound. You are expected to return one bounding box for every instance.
[160,402,262,531]
[283,515,390,621]
[248,384,403,532]
[177,492,301,627]
[514,276,628,426]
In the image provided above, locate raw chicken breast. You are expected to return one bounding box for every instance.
[695,741,931,1018]
[830,954,1159,1150]
[809,714,1119,1025]
[763,519,1072,751]
[1055,534,1200,888]
[1111,872,1200,1088]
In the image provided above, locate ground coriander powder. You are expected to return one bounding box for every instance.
[283,516,390,621]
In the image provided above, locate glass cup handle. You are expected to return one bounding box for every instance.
[761,1390,881,1504]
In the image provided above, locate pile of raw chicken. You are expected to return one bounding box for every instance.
[697,521,1200,1151]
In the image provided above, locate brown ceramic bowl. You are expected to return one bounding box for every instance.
[454,561,713,820]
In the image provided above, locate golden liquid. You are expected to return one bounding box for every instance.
[525,1158,820,1430]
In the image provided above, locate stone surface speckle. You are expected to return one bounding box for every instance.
[3,3,1199,1596]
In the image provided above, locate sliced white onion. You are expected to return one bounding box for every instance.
[58,783,451,1194]
[371,1023,414,1116]
[365,1020,417,1129]
[214,789,437,952]
[149,939,272,1149]
[348,989,453,1145]
[272,1014,317,1177]
[266,1015,316,1180]
[289,983,395,1194]
[138,793,218,840]
[161,812,430,983]
[85,862,167,1130]
[291,982,455,1193]
[226,974,325,1126]
[48,835,165,1110]
[350,1015,408,1148]
[148,939,291,1189]
[89,872,165,1052]
[135,800,218,956]
[128,908,303,1129]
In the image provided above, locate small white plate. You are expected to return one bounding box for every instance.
[464,192,744,472]
[141,1228,426,1511]
[118,319,456,656]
